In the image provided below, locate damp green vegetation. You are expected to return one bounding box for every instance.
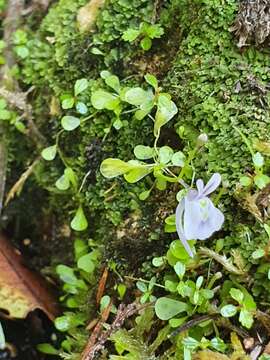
[2,0,270,359]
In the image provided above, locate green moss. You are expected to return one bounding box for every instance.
[164,0,270,257]
[4,0,270,357]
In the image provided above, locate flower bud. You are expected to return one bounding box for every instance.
[197,133,208,147]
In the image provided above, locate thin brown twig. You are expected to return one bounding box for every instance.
[4,156,40,206]
[81,302,152,360]
[169,314,218,338]
[81,300,113,360]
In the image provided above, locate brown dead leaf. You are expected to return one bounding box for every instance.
[77,0,105,33]
[96,267,108,306]
[0,236,58,320]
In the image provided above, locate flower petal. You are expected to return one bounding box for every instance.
[196,199,224,240]
[196,179,204,196]
[183,197,202,240]
[186,189,199,201]
[175,201,194,257]
[201,173,221,197]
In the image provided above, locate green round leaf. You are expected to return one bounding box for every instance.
[134,145,154,160]
[172,151,185,167]
[74,239,88,260]
[230,288,244,304]
[61,97,74,110]
[55,314,82,332]
[117,284,126,299]
[155,297,188,320]
[152,256,165,267]
[239,176,252,187]
[113,118,123,130]
[100,295,114,312]
[144,74,158,90]
[136,281,148,293]
[0,99,7,109]
[74,78,88,96]
[210,338,227,353]
[159,146,174,164]
[105,75,121,93]
[182,337,200,351]
[154,94,178,136]
[239,309,253,329]
[41,145,57,161]
[77,253,95,273]
[145,23,164,39]
[169,317,186,328]
[140,37,152,51]
[55,174,70,191]
[124,166,152,183]
[254,174,270,189]
[76,101,88,114]
[252,152,264,168]
[165,214,176,225]
[100,158,132,178]
[56,264,78,285]
[64,167,78,188]
[124,87,150,106]
[61,116,80,131]
[15,45,29,58]
[174,262,186,279]
[0,109,11,120]
[220,304,237,318]
[122,29,140,42]
[91,90,119,110]
[139,190,151,201]
[71,206,88,232]
[252,248,265,259]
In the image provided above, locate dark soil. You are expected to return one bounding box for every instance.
[0,311,59,360]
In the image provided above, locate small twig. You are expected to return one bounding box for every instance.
[81,302,152,360]
[125,275,165,289]
[4,157,40,206]
[81,301,113,360]
[169,314,218,338]
[79,170,92,193]
[216,317,250,339]
[199,247,246,276]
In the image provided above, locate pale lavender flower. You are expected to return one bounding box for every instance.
[175,173,224,257]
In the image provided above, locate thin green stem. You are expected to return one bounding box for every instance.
[56,130,69,168]
[125,276,165,289]
[80,112,98,124]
